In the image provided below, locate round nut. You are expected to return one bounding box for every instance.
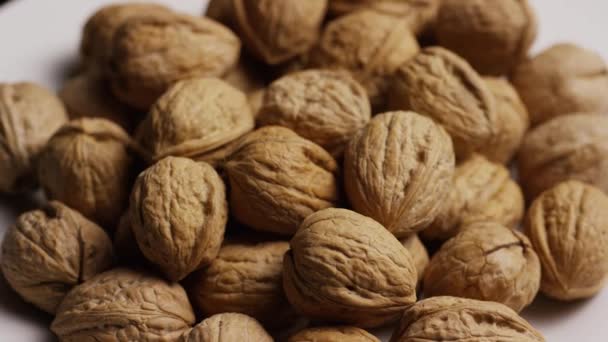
[184,313,273,342]
[283,208,418,328]
[436,0,537,75]
[525,181,608,301]
[423,222,541,312]
[288,326,380,342]
[205,0,233,26]
[51,268,195,341]
[1,201,113,314]
[258,69,371,157]
[344,111,455,238]
[225,126,340,235]
[0,82,68,193]
[400,234,429,283]
[130,157,227,281]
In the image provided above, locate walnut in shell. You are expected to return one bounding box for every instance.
[51,268,195,341]
[130,157,227,281]
[344,111,455,238]
[400,234,429,283]
[257,69,371,157]
[288,326,380,342]
[0,201,113,314]
[525,181,608,301]
[283,208,418,328]
[423,222,541,312]
[0,82,68,193]
[184,313,273,342]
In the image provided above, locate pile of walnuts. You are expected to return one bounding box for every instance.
[1,1,608,341]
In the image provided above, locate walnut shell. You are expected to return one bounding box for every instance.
[225,126,340,235]
[518,113,608,200]
[130,157,227,281]
[436,0,537,75]
[400,234,429,283]
[109,13,240,109]
[0,82,68,193]
[309,10,420,110]
[184,313,273,342]
[423,222,541,312]
[512,43,608,126]
[344,111,455,238]
[422,154,524,241]
[37,118,135,228]
[288,326,380,342]
[283,208,418,328]
[258,69,371,157]
[525,181,608,301]
[51,268,195,341]
[0,201,113,314]
[389,47,498,159]
[390,296,545,342]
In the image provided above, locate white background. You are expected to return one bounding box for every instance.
[0,0,607,341]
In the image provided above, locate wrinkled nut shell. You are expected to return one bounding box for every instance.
[288,326,380,342]
[184,313,273,342]
[400,234,429,283]
[283,208,418,328]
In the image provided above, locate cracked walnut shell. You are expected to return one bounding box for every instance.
[288,326,380,342]
[184,313,273,342]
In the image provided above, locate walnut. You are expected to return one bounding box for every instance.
[0,201,113,314]
[130,157,227,281]
[108,13,240,109]
[436,0,537,75]
[51,268,195,341]
[225,126,340,235]
[112,212,147,266]
[309,10,420,109]
[283,208,418,328]
[344,111,455,238]
[222,58,267,95]
[423,222,541,312]
[0,82,68,193]
[400,234,429,283]
[517,113,608,200]
[205,0,233,26]
[37,118,135,228]
[288,326,380,342]
[184,313,273,342]
[390,296,545,342]
[525,181,608,301]
[512,44,608,126]
[389,47,498,159]
[422,154,525,241]
[257,69,371,157]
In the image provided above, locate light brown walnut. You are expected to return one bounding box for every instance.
[400,234,429,283]
[288,326,380,342]
[184,313,273,342]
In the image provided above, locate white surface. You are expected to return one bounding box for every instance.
[1,0,608,341]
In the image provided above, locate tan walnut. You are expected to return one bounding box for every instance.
[525,181,608,301]
[390,296,545,342]
[0,82,68,193]
[225,126,340,235]
[183,313,273,342]
[283,208,418,328]
[51,268,195,341]
[423,222,541,313]
[288,326,380,342]
[400,234,429,283]
[258,69,372,157]
[1,201,113,314]
[130,157,227,281]
[344,111,455,238]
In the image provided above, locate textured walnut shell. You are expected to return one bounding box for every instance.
[184,313,273,342]
[390,296,545,342]
[422,154,524,241]
[512,44,608,126]
[423,222,541,312]
[37,118,135,228]
[109,13,240,109]
[518,113,608,200]
[525,181,608,301]
[309,10,420,109]
[225,126,340,235]
[389,47,498,159]
[400,234,429,283]
[0,201,113,314]
[288,326,380,342]
[344,111,455,238]
[283,208,418,328]
[51,268,195,341]
[0,82,68,193]
[258,69,371,157]
[130,157,227,281]
[436,0,537,75]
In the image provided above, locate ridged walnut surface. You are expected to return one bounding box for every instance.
[344,111,455,238]
[423,222,541,313]
[525,181,608,301]
[288,326,380,342]
[184,313,273,342]
[130,157,227,281]
[390,296,545,342]
[51,268,195,342]
[1,201,113,314]
[400,234,429,283]
[283,208,418,328]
